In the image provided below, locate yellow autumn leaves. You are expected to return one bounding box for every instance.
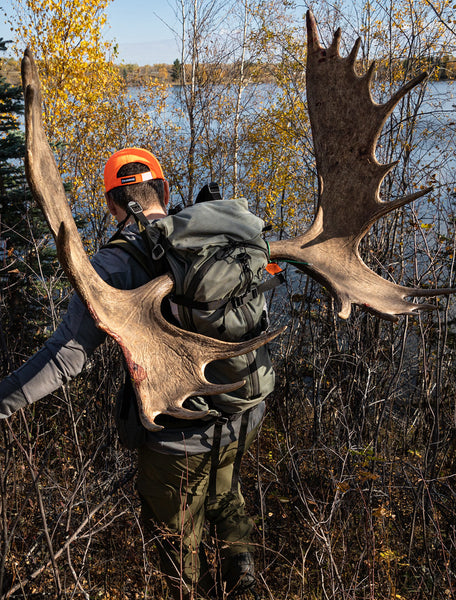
[9,0,144,251]
[5,0,454,255]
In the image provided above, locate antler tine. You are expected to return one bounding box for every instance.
[371,186,434,224]
[348,38,362,66]
[306,10,322,52]
[22,49,74,243]
[409,287,456,298]
[381,71,429,120]
[268,11,456,320]
[364,61,376,88]
[330,27,342,55]
[22,47,285,430]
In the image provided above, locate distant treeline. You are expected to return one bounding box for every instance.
[2,55,456,87]
[115,59,279,86]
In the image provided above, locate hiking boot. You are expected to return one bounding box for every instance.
[223,552,256,597]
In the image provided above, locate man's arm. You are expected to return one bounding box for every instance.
[0,246,145,419]
[0,292,107,418]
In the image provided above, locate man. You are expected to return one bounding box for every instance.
[0,148,275,599]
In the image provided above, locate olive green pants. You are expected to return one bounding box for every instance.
[136,426,258,599]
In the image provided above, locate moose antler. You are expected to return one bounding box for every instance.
[269,11,456,321]
[21,48,282,431]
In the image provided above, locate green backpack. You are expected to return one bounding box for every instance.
[108,196,279,445]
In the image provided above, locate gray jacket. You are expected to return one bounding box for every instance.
[0,223,266,454]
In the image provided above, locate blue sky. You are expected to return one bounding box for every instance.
[0,0,180,65]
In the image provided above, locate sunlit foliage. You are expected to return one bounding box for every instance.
[7,0,150,250]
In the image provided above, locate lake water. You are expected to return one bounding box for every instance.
[134,79,456,180]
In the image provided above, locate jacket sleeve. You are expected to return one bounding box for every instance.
[0,292,106,418]
[0,246,141,419]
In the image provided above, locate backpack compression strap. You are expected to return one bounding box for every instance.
[172,273,284,312]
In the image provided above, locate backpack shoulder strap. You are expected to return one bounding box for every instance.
[102,200,168,279]
[103,235,158,280]
[127,201,166,261]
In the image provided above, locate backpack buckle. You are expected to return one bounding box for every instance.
[231,295,244,308]
[151,244,165,260]
[231,288,258,309]
[127,201,144,215]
